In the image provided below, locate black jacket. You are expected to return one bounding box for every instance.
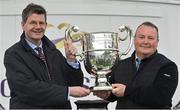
[4,33,83,109]
[107,51,178,109]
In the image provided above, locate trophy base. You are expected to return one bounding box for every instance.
[92,85,112,92]
[92,77,112,91]
[75,100,109,109]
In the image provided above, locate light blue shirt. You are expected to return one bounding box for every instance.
[25,39,43,54]
[135,55,141,70]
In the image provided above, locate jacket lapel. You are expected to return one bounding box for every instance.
[20,33,51,81]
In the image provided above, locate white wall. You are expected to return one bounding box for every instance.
[0,0,180,109]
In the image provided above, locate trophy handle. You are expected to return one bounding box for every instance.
[65,25,79,41]
[118,25,133,57]
[64,25,85,61]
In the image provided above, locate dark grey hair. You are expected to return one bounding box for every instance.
[22,3,47,22]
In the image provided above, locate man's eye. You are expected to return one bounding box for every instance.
[138,36,144,39]
[39,22,45,25]
[148,37,154,40]
[30,21,36,25]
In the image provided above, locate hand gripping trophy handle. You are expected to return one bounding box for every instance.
[64,24,85,61]
[64,25,79,41]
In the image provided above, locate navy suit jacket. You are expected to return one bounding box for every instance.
[4,33,83,109]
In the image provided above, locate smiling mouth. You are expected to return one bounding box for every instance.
[33,30,42,32]
[140,45,151,48]
[34,32,41,35]
[142,46,150,48]
[32,31,43,34]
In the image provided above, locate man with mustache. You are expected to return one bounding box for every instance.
[4,3,90,109]
[94,21,178,109]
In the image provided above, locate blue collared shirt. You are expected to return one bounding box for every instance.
[25,39,43,54]
[135,54,141,70]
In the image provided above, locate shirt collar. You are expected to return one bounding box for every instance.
[134,50,158,62]
[25,39,43,50]
[135,54,141,61]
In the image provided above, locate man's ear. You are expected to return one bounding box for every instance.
[21,21,24,26]
[45,22,47,28]
[21,21,25,30]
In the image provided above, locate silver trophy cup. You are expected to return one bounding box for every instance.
[64,25,133,91]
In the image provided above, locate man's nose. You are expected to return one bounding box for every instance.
[143,37,149,43]
[35,23,41,28]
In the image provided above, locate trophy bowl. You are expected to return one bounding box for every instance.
[82,32,119,91]
[64,24,133,91]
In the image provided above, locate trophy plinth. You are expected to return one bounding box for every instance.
[75,100,109,110]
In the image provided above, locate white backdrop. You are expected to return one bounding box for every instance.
[0,0,180,109]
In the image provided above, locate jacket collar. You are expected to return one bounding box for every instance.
[132,50,158,62]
